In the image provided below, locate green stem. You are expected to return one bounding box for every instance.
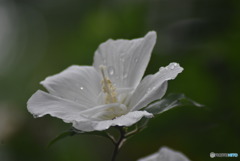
[111,127,126,161]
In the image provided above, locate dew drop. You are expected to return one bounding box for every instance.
[77,84,84,90]
[108,66,115,75]
[170,65,175,69]
[170,63,178,69]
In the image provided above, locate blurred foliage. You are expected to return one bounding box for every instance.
[0,0,240,161]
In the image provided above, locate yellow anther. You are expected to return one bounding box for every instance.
[100,65,118,104]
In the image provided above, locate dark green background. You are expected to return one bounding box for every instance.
[0,0,240,161]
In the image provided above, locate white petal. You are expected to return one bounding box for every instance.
[130,63,183,111]
[93,31,156,89]
[138,147,190,161]
[78,103,127,121]
[157,147,190,161]
[73,110,153,132]
[27,90,88,123]
[40,66,102,108]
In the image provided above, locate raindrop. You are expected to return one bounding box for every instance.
[77,84,84,90]
[170,63,178,69]
[170,65,175,70]
[108,66,115,75]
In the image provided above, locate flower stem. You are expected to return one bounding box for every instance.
[111,127,126,161]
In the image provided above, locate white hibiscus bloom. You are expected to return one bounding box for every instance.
[27,31,183,132]
[138,147,190,161]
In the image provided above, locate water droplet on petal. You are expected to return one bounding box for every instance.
[170,65,175,69]
[123,73,128,79]
[134,58,138,62]
[76,84,84,90]
[108,66,115,75]
[170,63,178,69]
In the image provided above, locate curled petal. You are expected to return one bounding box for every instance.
[93,31,156,89]
[40,66,102,108]
[73,111,153,132]
[130,63,183,111]
[27,90,88,123]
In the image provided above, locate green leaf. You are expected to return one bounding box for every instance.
[47,129,77,148]
[145,93,203,115]
[72,128,112,140]
[48,127,116,148]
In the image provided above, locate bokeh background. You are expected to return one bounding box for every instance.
[1,0,240,161]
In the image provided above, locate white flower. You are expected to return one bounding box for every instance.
[137,147,190,161]
[27,31,183,132]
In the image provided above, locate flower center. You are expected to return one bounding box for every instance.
[92,66,129,120]
[100,65,118,104]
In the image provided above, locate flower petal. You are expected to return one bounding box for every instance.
[129,63,183,111]
[27,90,88,123]
[93,31,156,89]
[73,111,153,132]
[40,66,102,108]
[78,103,127,121]
[138,147,190,161]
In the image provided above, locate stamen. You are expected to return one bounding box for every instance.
[100,65,118,104]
